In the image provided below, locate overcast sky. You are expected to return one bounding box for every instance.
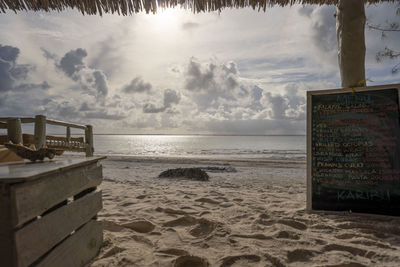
[0,3,399,135]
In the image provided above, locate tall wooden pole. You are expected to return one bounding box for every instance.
[85,125,94,157]
[7,118,22,144]
[336,0,366,88]
[34,115,47,149]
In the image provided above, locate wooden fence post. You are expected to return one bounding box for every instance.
[85,125,94,157]
[34,115,46,149]
[7,118,22,144]
[66,127,71,143]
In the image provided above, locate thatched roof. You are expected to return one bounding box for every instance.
[0,0,395,15]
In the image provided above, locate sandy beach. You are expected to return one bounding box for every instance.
[90,156,400,267]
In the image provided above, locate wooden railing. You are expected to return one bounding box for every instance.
[0,115,94,157]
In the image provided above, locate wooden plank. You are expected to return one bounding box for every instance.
[7,118,22,144]
[46,119,86,130]
[14,191,102,267]
[0,117,34,123]
[36,220,102,267]
[308,83,400,95]
[0,135,9,144]
[0,156,105,183]
[34,115,46,149]
[22,134,34,146]
[0,121,7,129]
[0,184,15,267]
[306,91,312,212]
[10,162,102,227]
[85,125,94,157]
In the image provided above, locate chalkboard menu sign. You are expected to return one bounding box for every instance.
[307,84,400,216]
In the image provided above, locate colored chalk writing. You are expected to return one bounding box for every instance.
[310,88,400,216]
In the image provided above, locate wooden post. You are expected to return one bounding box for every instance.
[336,0,366,88]
[85,125,94,157]
[7,118,22,144]
[66,127,71,143]
[34,115,46,149]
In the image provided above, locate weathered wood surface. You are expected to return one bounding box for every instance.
[14,191,102,267]
[0,156,105,183]
[7,118,22,144]
[0,135,9,144]
[0,183,14,267]
[46,118,86,130]
[0,121,7,129]
[85,125,94,157]
[34,115,46,149]
[10,162,103,227]
[36,220,102,267]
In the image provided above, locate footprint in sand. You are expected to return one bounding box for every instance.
[287,248,318,263]
[163,215,197,227]
[101,246,126,259]
[189,218,217,238]
[322,244,374,258]
[157,248,190,256]
[324,262,367,267]
[122,220,155,233]
[174,255,209,267]
[277,219,307,231]
[219,254,261,267]
[130,234,153,246]
[102,220,125,232]
[195,197,220,205]
[230,233,272,240]
[264,253,285,267]
[276,230,300,240]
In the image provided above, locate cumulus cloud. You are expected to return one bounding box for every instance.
[122,76,152,94]
[57,48,109,98]
[0,44,49,93]
[143,89,181,113]
[261,83,306,120]
[299,6,337,66]
[59,48,87,77]
[183,57,242,111]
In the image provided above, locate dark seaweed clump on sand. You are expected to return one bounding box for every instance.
[158,168,209,181]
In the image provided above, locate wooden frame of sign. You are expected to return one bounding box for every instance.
[307,83,400,217]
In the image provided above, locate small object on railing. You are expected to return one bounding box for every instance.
[4,143,64,162]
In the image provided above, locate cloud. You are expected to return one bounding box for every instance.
[0,44,49,93]
[298,6,337,67]
[84,110,126,120]
[261,83,306,120]
[59,48,87,78]
[310,6,337,53]
[57,48,109,98]
[163,89,180,108]
[143,89,181,113]
[0,45,19,62]
[122,76,152,94]
[93,70,108,97]
[183,57,242,111]
[143,103,165,113]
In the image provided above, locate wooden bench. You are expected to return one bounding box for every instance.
[0,156,105,267]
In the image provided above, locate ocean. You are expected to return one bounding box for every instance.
[94,135,306,160]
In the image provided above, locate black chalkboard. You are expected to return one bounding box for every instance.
[307,85,400,216]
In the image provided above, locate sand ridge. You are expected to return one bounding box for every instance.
[90,156,400,267]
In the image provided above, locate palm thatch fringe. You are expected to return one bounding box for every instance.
[0,0,395,15]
